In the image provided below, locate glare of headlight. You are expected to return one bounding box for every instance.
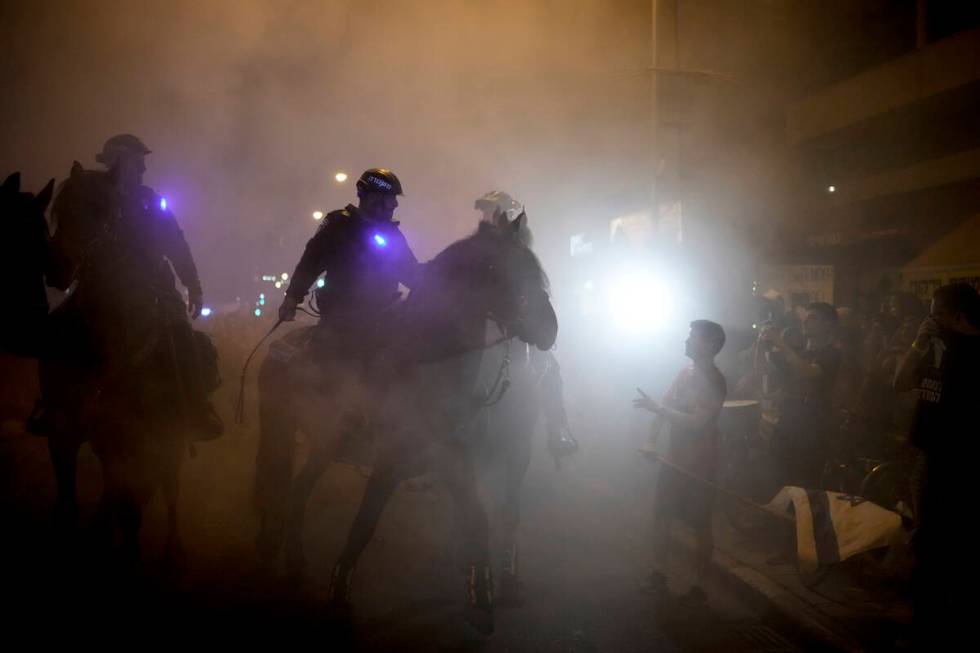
[274,281,282,289]
[313,210,324,220]
[335,172,348,183]
[606,268,673,334]
[281,272,289,280]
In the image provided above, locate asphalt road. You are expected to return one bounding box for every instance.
[0,381,829,652]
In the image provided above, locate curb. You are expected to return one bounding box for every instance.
[672,528,865,652]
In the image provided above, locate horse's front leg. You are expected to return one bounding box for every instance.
[441,444,494,634]
[283,433,340,577]
[328,442,422,609]
[496,423,535,608]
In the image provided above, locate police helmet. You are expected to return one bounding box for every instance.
[474,190,519,215]
[95,134,151,167]
[356,168,403,196]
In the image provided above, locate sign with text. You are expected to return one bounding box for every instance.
[759,264,834,306]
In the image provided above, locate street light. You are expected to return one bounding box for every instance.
[827,185,836,193]
[335,172,348,183]
[313,210,324,220]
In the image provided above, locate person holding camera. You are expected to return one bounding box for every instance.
[761,302,841,488]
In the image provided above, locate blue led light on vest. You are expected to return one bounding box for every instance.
[160,197,167,211]
[373,233,388,248]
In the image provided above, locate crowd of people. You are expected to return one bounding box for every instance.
[731,288,955,490]
[633,281,980,644]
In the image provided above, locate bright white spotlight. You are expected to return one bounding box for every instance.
[313,210,324,221]
[281,272,289,280]
[200,307,212,317]
[827,185,836,193]
[606,267,673,334]
[335,172,348,183]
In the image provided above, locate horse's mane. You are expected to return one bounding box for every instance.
[50,166,112,233]
[427,221,550,294]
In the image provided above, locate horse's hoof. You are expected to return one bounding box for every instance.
[464,564,495,635]
[496,574,525,608]
[163,542,186,569]
[326,595,353,620]
[326,561,355,610]
[284,545,307,578]
[463,604,495,635]
[51,503,78,533]
[255,528,283,565]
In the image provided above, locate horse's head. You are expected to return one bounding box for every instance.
[1,171,55,236]
[1,172,56,355]
[428,210,557,351]
[1,172,55,276]
[50,161,120,249]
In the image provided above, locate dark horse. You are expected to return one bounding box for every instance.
[253,215,557,633]
[1,172,55,356]
[31,163,187,561]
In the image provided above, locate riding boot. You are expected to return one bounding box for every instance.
[464,563,495,635]
[327,561,355,610]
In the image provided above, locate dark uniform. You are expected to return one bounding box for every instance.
[91,135,220,437]
[280,176,419,398]
[115,186,202,311]
[288,205,417,325]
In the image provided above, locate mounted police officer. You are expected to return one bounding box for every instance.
[278,168,419,362]
[96,133,222,437]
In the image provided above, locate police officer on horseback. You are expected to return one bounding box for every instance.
[96,133,222,437]
[278,168,419,340]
